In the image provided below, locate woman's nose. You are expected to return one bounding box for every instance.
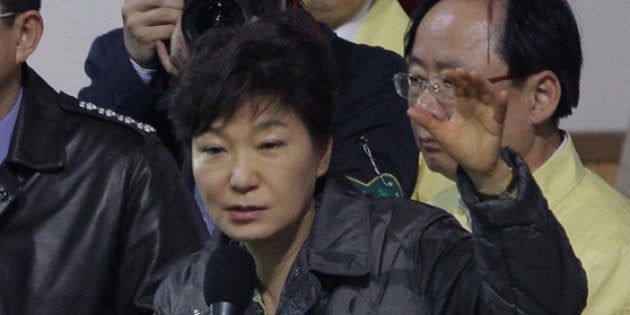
[229,157,260,194]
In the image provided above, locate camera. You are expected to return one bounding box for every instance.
[181,0,283,43]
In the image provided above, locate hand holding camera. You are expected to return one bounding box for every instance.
[122,0,184,69]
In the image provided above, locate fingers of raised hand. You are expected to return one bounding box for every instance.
[443,68,508,126]
[444,68,493,105]
[407,105,438,132]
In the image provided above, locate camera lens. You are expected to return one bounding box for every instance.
[182,0,248,43]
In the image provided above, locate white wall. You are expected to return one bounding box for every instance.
[29,0,629,132]
[561,0,630,132]
[28,0,122,98]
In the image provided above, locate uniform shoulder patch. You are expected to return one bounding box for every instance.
[76,101,156,133]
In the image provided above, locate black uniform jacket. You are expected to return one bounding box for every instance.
[0,66,209,314]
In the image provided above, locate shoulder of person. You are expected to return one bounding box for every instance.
[371,193,456,227]
[332,36,405,70]
[58,92,159,142]
[91,27,124,46]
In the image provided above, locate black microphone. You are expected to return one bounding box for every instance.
[203,246,257,315]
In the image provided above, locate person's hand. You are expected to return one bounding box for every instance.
[122,0,184,69]
[407,68,512,194]
[156,18,187,77]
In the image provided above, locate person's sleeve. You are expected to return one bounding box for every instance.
[78,29,165,123]
[456,147,587,314]
[115,141,210,313]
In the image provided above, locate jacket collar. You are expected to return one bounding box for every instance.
[306,178,373,276]
[6,65,65,171]
[531,133,585,209]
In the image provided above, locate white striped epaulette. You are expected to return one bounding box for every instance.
[78,101,156,133]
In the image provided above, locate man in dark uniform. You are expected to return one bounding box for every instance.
[0,1,208,313]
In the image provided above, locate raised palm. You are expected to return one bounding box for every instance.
[408,68,509,178]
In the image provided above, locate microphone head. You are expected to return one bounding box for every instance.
[203,246,257,311]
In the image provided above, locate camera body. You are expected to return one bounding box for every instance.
[181,0,283,43]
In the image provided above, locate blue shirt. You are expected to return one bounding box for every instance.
[0,89,23,164]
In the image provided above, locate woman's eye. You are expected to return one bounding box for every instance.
[259,141,282,150]
[202,146,225,155]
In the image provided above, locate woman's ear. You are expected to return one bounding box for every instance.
[14,10,43,63]
[526,70,561,125]
[316,139,333,177]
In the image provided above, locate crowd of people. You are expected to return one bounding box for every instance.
[1,0,628,314]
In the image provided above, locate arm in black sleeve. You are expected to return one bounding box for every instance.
[459,147,586,314]
[419,147,586,314]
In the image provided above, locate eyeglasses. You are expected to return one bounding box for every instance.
[392,72,511,105]
[0,12,16,19]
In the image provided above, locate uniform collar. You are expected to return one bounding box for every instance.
[0,89,22,164]
[531,132,585,209]
[333,0,373,42]
[5,65,65,171]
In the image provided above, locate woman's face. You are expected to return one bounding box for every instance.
[192,103,331,245]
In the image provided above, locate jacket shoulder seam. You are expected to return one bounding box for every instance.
[75,101,156,133]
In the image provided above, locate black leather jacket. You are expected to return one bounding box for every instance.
[0,66,209,314]
[154,149,587,314]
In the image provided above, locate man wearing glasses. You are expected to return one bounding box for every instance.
[0,1,208,313]
[396,0,630,313]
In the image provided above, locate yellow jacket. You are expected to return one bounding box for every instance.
[354,0,410,56]
[413,134,630,314]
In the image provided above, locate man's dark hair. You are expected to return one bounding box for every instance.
[404,0,582,125]
[0,0,40,25]
[170,10,338,151]
[0,0,40,12]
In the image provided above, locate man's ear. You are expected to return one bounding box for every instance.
[14,10,43,63]
[526,70,561,125]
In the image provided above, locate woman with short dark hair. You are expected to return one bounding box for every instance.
[154,11,586,315]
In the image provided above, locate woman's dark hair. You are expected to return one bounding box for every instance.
[171,10,338,151]
[404,0,582,125]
